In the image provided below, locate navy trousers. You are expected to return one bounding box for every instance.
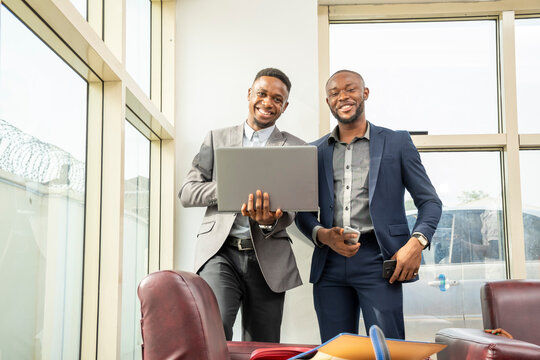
[313,231,404,342]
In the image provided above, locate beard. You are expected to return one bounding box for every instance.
[331,100,364,124]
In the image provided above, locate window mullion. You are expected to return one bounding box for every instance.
[500,10,526,279]
[96,1,126,359]
[80,81,103,360]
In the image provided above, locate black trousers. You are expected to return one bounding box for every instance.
[198,243,285,342]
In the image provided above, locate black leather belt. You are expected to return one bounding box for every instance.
[226,236,254,251]
[361,230,376,240]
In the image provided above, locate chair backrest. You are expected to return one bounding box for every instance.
[138,270,230,360]
[481,280,540,346]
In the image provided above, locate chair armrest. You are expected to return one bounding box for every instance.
[227,341,316,360]
[436,328,540,360]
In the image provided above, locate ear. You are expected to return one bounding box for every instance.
[247,87,252,100]
[363,87,370,100]
[326,97,330,106]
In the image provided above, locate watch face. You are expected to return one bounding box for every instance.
[414,234,428,246]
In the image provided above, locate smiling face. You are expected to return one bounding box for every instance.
[326,71,369,125]
[247,76,289,131]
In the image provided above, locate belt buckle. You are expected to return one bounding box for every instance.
[237,238,253,251]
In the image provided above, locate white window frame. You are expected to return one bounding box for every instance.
[0,0,176,358]
[319,0,540,280]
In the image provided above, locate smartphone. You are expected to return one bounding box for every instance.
[343,226,360,245]
[382,259,397,279]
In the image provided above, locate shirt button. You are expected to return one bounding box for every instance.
[345,206,349,211]
[347,146,351,150]
[346,165,350,169]
[346,185,350,189]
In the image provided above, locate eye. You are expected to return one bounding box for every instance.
[347,88,356,93]
[257,91,266,97]
[329,92,338,97]
[273,97,283,104]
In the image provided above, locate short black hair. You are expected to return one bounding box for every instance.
[254,68,292,93]
[326,69,365,88]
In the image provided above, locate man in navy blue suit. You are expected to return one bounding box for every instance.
[296,70,442,342]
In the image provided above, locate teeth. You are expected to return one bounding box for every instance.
[339,105,353,111]
[258,108,272,115]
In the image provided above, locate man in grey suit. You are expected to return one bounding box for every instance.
[179,68,304,342]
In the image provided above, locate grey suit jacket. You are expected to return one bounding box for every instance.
[179,123,304,293]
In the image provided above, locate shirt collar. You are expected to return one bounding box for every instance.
[244,121,276,143]
[328,121,371,144]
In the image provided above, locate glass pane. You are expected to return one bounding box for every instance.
[403,152,505,340]
[329,21,498,135]
[126,0,151,96]
[516,18,540,134]
[0,6,87,359]
[519,150,540,279]
[71,0,87,19]
[120,121,150,359]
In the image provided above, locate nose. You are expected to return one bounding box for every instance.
[261,96,273,108]
[337,90,349,101]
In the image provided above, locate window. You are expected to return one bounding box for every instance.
[326,12,520,340]
[329,20,498,135]
[126,0,151,95]
[406,152,505,265]
[520,150,540,279]
[120,120,151,359]
[0,5,87,358]
[403,152,505,338]
[0,0,175,357]
[515,18,540,133]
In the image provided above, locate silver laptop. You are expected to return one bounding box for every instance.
[215,146,318,212]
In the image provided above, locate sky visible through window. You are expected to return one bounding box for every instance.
[516,18,540,134]
[0,4,151,179]
[0,6,87,162]
[329,20,498,135]
[330,19,540,210]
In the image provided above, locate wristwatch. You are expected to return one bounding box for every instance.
[412,232,428,249]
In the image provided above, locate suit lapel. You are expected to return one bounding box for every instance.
[229,123,244,147]
[321,138,334,202]
[266,126,286,147]
[369,123,385,203]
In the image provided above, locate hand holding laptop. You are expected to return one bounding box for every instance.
[241,189,283,225]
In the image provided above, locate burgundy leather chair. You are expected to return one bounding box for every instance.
[435,280,540,359]
[138,270,315,360]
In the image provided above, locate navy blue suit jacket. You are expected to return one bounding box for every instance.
[296,123,442,284]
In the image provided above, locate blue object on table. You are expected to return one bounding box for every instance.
[370,324,391,360]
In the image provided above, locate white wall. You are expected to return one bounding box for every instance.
[175,0,321,343]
